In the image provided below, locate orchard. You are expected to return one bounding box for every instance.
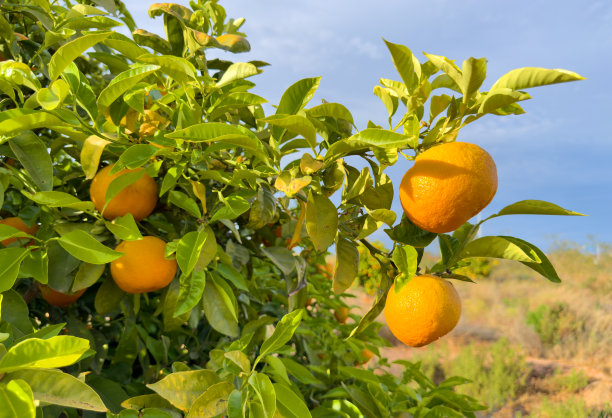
[0,1,585,417]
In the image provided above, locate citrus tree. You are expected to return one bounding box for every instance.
[0,0,585,416]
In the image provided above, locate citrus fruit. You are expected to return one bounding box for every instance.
[399,142,497,233]
[384,274,461,347]
[334,306,349,323]
[110,236,177,294]
[0,217,38,246]
[90,164,158,221]
[38,284,85,307]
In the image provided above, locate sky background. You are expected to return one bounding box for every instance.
[128,1,612,253]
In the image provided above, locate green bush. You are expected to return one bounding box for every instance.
[550,368,589,393]
[526,303,584,346]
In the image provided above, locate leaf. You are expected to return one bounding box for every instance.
[28,191,95,211]
[224,351,250,373]
[209,194,250,223]
[114,144,158,171]
[305,191,337,252]
[391,245,418,291]
[274,172,311,197]
[132,29,172,55]
[0,248,29,292]
[457,236,540,263]
[94,276,125,315]
[0,336,90,373]
[49,31,112,81]
[6,369,107,412]
[97,64,160,109]
[36,79,70,110]
[0,109,71,136]
[72,263,106,292]
[493,200,585,217]
[214,264,248,291]
[279,358,323,386]
[9,131,53,191]
[423,53,463,89]
[1,290,34,336]
[257,309,305,363]
[384,40,421,91]
[81,135,111,180]
[490,67,585,91]
[0,380,35,418]
[263,114,317,147]
[261,246,295,276]
[176,229,209,277]
[325,129,412,162]
[333,236,359,293]
[147,370,220,412]
[121,394,174,410]
[307,103,354,124]
[202,275,239,338]
[247,186,277,230]
[105,213,142,241]
[58,230,123,264]
[385,215,438,247]
[169,190,202,219]
[276,77,321,115]
[478,88,530,114]
[216,33,251,53]
[217,62,260,88]
[137,54,196,83]
[194,227,217,273]
[186,381,234,418]
[248,373,276,418]
[462,57,487,101]
[274,383,312,418]
[175,270,206,317]
[20,250,49,284]
[300,153,324,175]
[501,236,561,283]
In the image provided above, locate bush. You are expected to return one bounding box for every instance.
[526,303,584,346]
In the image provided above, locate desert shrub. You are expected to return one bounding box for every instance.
[526,303,584,346]
[549,368,589,393]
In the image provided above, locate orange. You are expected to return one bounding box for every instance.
[0,217,38,246]
[38,284,85,307]
[384,274,461,347]
[358,348,374,365]
[90,164,158,221]
[334,306,349,323]
[110,236,177,294]
[399,142,497,233]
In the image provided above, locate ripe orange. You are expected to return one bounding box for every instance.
[384,274,461,347]
[90,164,158,221]
[0,217,38,246]
[334,306,349,323]
[110,236,177,294]
[38,284,85,307]
[399,142,497,233]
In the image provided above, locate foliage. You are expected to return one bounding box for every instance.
[443,338,530,411]
[526,303,584,346]
[527,397,611,418]
[549,368,589,393]
[357,241,387,295]
[0,0,585,415]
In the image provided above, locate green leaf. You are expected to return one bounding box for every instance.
[493,200,585,217]
[105,213,143,241]
[248,373,276,418]
[175,270,206,317]
[461,57,487,101]
[58,230,124,264]
[257,309,305,362]
[147,370,220,412]
[385,215,438,247]
[209,195,250,223]
[214,264,248,291]
[333,235,359,293]
[457,236,539,263]
[391,245,418,291]
[81,135,111,180]
[305,191,337,252]
[279,358,323,386]
[373,86,399,124]
[383,40,421,92]
[274,383,312,418]
[217,62,260,88]
[168,190,202,219]
[177,229,209,277]
[261,247,295,276]
[133,29,172,55]
[478,88,530,114]
[490,67,585,91]
[423,53,463,89]
[1,290,34,336]
[325,129,411,162]
[186,381,234,418]
[27,191,95,211]
[94,276,125,315]
[262,114,317,147]
[224,350,250,373]
[202,275,239,338]
[36,79,70,110]
[49,31,112,81]
[0,110,70,136]
[97,64,160,109]
[194,227,217,273]
[307,103,354,124]
[338,366,381,386]
[0,248,29,292]
[121,394,174,410]
[9,131,53,191]
[0,380,36,418]
[6,368,107,412]
[276,77,321,115]
[0,336,90,373]
[114,144,158,171]
[72,263,106,292]
[247,186,277,230]
[137,54,196,83]
[430,94,452,122]
[227,390,243,418]
[501,236,561,283]
[20,250,49,284]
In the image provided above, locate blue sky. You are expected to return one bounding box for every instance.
[130,1,612,252]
